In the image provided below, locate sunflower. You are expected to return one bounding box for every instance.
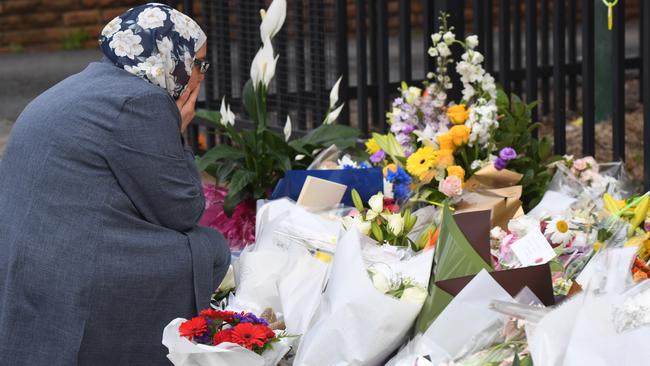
[406,147,437,179]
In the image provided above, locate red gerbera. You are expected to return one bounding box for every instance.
[213,329,234,346]
[179,317,208,340]
[199,309,235,322]
[229,323,268,349]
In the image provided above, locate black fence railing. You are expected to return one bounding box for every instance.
[175,0,650,191]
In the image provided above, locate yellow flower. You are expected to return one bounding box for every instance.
[383,163,397,177]
[449,125,470,147]
[437,133,455,151]
[436,149,455,169]
[365,138,381,154]
[406,147,437,179]
[447,104,470,125]
[447,165,465,183]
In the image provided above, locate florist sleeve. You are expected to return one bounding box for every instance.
[107,92,205,232]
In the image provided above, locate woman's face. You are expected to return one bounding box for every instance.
[186,43,207,93]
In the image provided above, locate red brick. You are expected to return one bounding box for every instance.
[102,7,129,22]
[4,0,41,14]
[27,13,62,28]
[3,28,64,45]
[84,24,103,39]
[81,0,120,8]
[63,9,101,26]
[40,0,80,12]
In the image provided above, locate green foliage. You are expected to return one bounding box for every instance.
[62,28,89,50]
[196,86,361,216]
[493,89,561,211]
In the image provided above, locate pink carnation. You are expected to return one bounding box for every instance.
[438,175,463,197]
[199,183,256,251]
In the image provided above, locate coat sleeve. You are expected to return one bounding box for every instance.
[106,92,204,232]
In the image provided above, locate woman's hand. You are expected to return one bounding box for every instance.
[176,85,200,132]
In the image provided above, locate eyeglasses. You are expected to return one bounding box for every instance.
[193,58,210,74]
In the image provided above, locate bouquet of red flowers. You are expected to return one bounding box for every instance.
[163,308,291,366]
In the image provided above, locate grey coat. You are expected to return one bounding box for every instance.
[0,60,230,365]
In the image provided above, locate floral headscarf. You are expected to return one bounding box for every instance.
[99,3,207,99]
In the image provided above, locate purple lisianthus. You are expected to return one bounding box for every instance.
[498,147,517,161]
[369,149,386,163]
[494,157,507,171]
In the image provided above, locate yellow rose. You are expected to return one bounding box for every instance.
[446,165,465,183]
[447,104,470,125]
[436,149,455,169]
[383,163,397,177]
[437,133,455,151]
[449,125,470,147]
[365,138,381,154]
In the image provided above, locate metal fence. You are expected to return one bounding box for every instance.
[176,0,650,191]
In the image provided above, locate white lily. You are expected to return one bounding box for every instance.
[216,265,236,292]
[366,192,384,220]
[368,268,392,294]
[250,37,279,90]
[283,115,292,141]
[324,103,344,124]
[384,213,404,236]
[329,76,342,108]
[259,0,286,42]
[342,215,371,236]
[219,97,235,126]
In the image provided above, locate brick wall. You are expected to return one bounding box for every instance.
[0,0,200,52]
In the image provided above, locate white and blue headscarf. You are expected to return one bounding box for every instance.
[99,3,207,99]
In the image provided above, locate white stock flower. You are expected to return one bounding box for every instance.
[401,285,427,304]
[384,213,405,236]
[466,35,479,49]
[219,97,235,126]
[342,215,371,236]
[329,76,342,108]
[443,31,455,44]
[250,37,278,90]
[109,30,143,59]
[137,6,167,29]
[259,0,286,41]
[431,33,442,44]
[101,17,122,38]
[437,42,451,57]
[283,115,292,141]
[366,192,384,220]
[324,103,344,124]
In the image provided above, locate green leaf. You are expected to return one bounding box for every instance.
[292,124,360,149]
[351,189,365,212]
[371,222,384,242]
[496,88,510,111]
[196,145,246,171]
[267,150,292,172]
[520,356,533,366]
[513,353,521,366]
[223,170,256,217]
[195,109,223,128]
[372,132,405,160]
[242,79,258,123]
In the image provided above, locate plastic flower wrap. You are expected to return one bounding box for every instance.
[367,13,499,205]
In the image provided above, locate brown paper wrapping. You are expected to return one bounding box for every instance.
[454,165,524,229]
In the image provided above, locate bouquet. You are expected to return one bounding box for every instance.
[195,0,361,248]
[163,308,291,366]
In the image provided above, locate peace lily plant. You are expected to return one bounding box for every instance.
[196,0,360,216]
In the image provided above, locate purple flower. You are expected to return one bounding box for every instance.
[498,147,517,161]
[233,312,268,326]
[369,150,386,163]
[494,157,507,171]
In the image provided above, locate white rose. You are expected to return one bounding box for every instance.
[137,7,167,29]
[109,30,143,59]
[366,192,384,220]
[101,17,122,38]
[401,285,427,304]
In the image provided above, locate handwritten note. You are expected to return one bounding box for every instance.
[510,228,557,266]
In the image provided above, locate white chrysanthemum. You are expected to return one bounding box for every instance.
[109,30,143,59]
[101,17,122,38]
[137,7,167,29]
[544,217,575,245]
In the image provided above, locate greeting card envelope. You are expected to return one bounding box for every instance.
[435,263,555,306]
[271,168,383,207]
[297,176,347,209]
[453,210,492,264]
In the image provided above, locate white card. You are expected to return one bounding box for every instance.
[510,228,557,266]
[296,175,347,209]
[527,190,576,219]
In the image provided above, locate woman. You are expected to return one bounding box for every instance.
[0,4,230,365]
